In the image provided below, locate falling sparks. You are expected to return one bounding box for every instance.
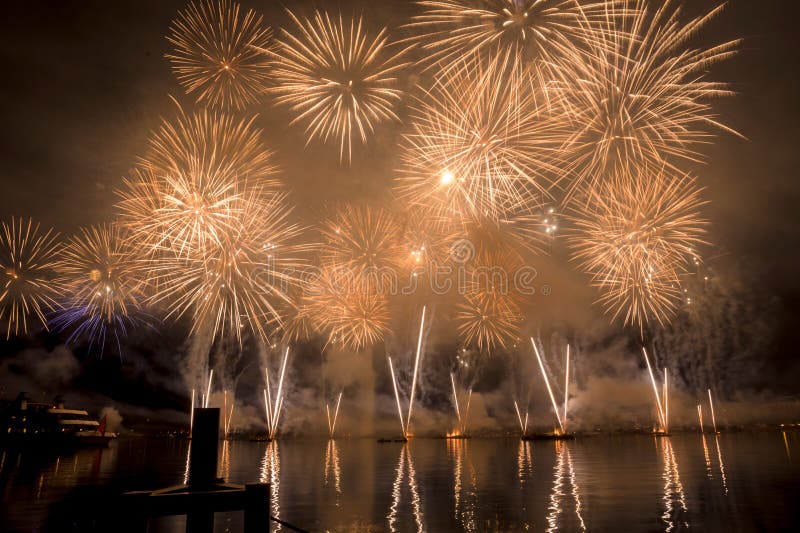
[270,10,408,162]
[166,0,273,110]
[0,217,62,339]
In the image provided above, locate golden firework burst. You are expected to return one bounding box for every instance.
[270,9,409,162]
[0,218,62,338]
[166,0,273,110]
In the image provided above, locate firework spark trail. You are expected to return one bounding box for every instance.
[388,356,407,438]
[642,348,666,430]
[514,400,525,434]
[550,0,741,195]
[327,391,343,438]
[404,0,611,89]
[264,347,290,439]
[708,388,718,433]
[405,306,427,436]
[204,369,214,408]
[464,389,472,434]
[166,0,273,110]
[189,388,196,433]
[270,9,408,162]
[663,368,669,433]
[451,372,463,432]
[0,217,62,339]
[563,344,570,433]
[532,338,564,434]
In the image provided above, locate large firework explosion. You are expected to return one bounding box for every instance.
[405,0,614,84]
[270,9,409,162]
[146,188,308,346]
[395,58,566,224]
[117,103,278,259]
[567,166,708,331]
[0,218,62,339]
[167,0,273,110]
[550,0,740,196]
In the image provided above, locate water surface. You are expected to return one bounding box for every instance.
[1,431,797,532]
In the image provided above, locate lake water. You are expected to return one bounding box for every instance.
[1,431,797,532]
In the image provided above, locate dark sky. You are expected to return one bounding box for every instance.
[0,1,799,374]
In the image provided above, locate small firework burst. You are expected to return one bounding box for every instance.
[271,9,408,162]
[53,224,152,354]
[319,205,404,293]
[307,267,391,351]
[0,218,62,338]
[568,166,708,330]
[167,0,273,110]
[455,291,521,353]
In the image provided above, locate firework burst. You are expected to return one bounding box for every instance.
[270,9,408,162]
[568,166,708,330]
[307,267,391,351]
[551,0,740,195]
[395,59,565,223]
[406,0,611,82]
[147,189,308,345]
[53,224,152,354]
[117,103,278,258]
[166,0,273,110]
[456,291,521,353]
[0,218,62,338]
[319,205,404,293]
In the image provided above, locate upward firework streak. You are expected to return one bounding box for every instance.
[564,345,570,434]
[263,347,290,439]
[450,373,472,435]
[0,218,62,338]
[531,338,564,434]
[166,0,273,110]
[697,404,704,433]
[642,348,666,431]
[326,391,343,438]
[270,10,408,162]
[387,306,428,439]
[406,306,427,436]
[707,388,719,433]
[514,400,529,436]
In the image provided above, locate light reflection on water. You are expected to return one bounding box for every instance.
[0,432,798,532]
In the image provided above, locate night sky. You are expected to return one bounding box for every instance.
[1,0,799,419]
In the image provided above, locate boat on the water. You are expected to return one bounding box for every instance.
[0,393,117,447]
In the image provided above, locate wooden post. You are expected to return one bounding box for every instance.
[186,510,215,533]
[189,408,219,487]
[244,483,270,533]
